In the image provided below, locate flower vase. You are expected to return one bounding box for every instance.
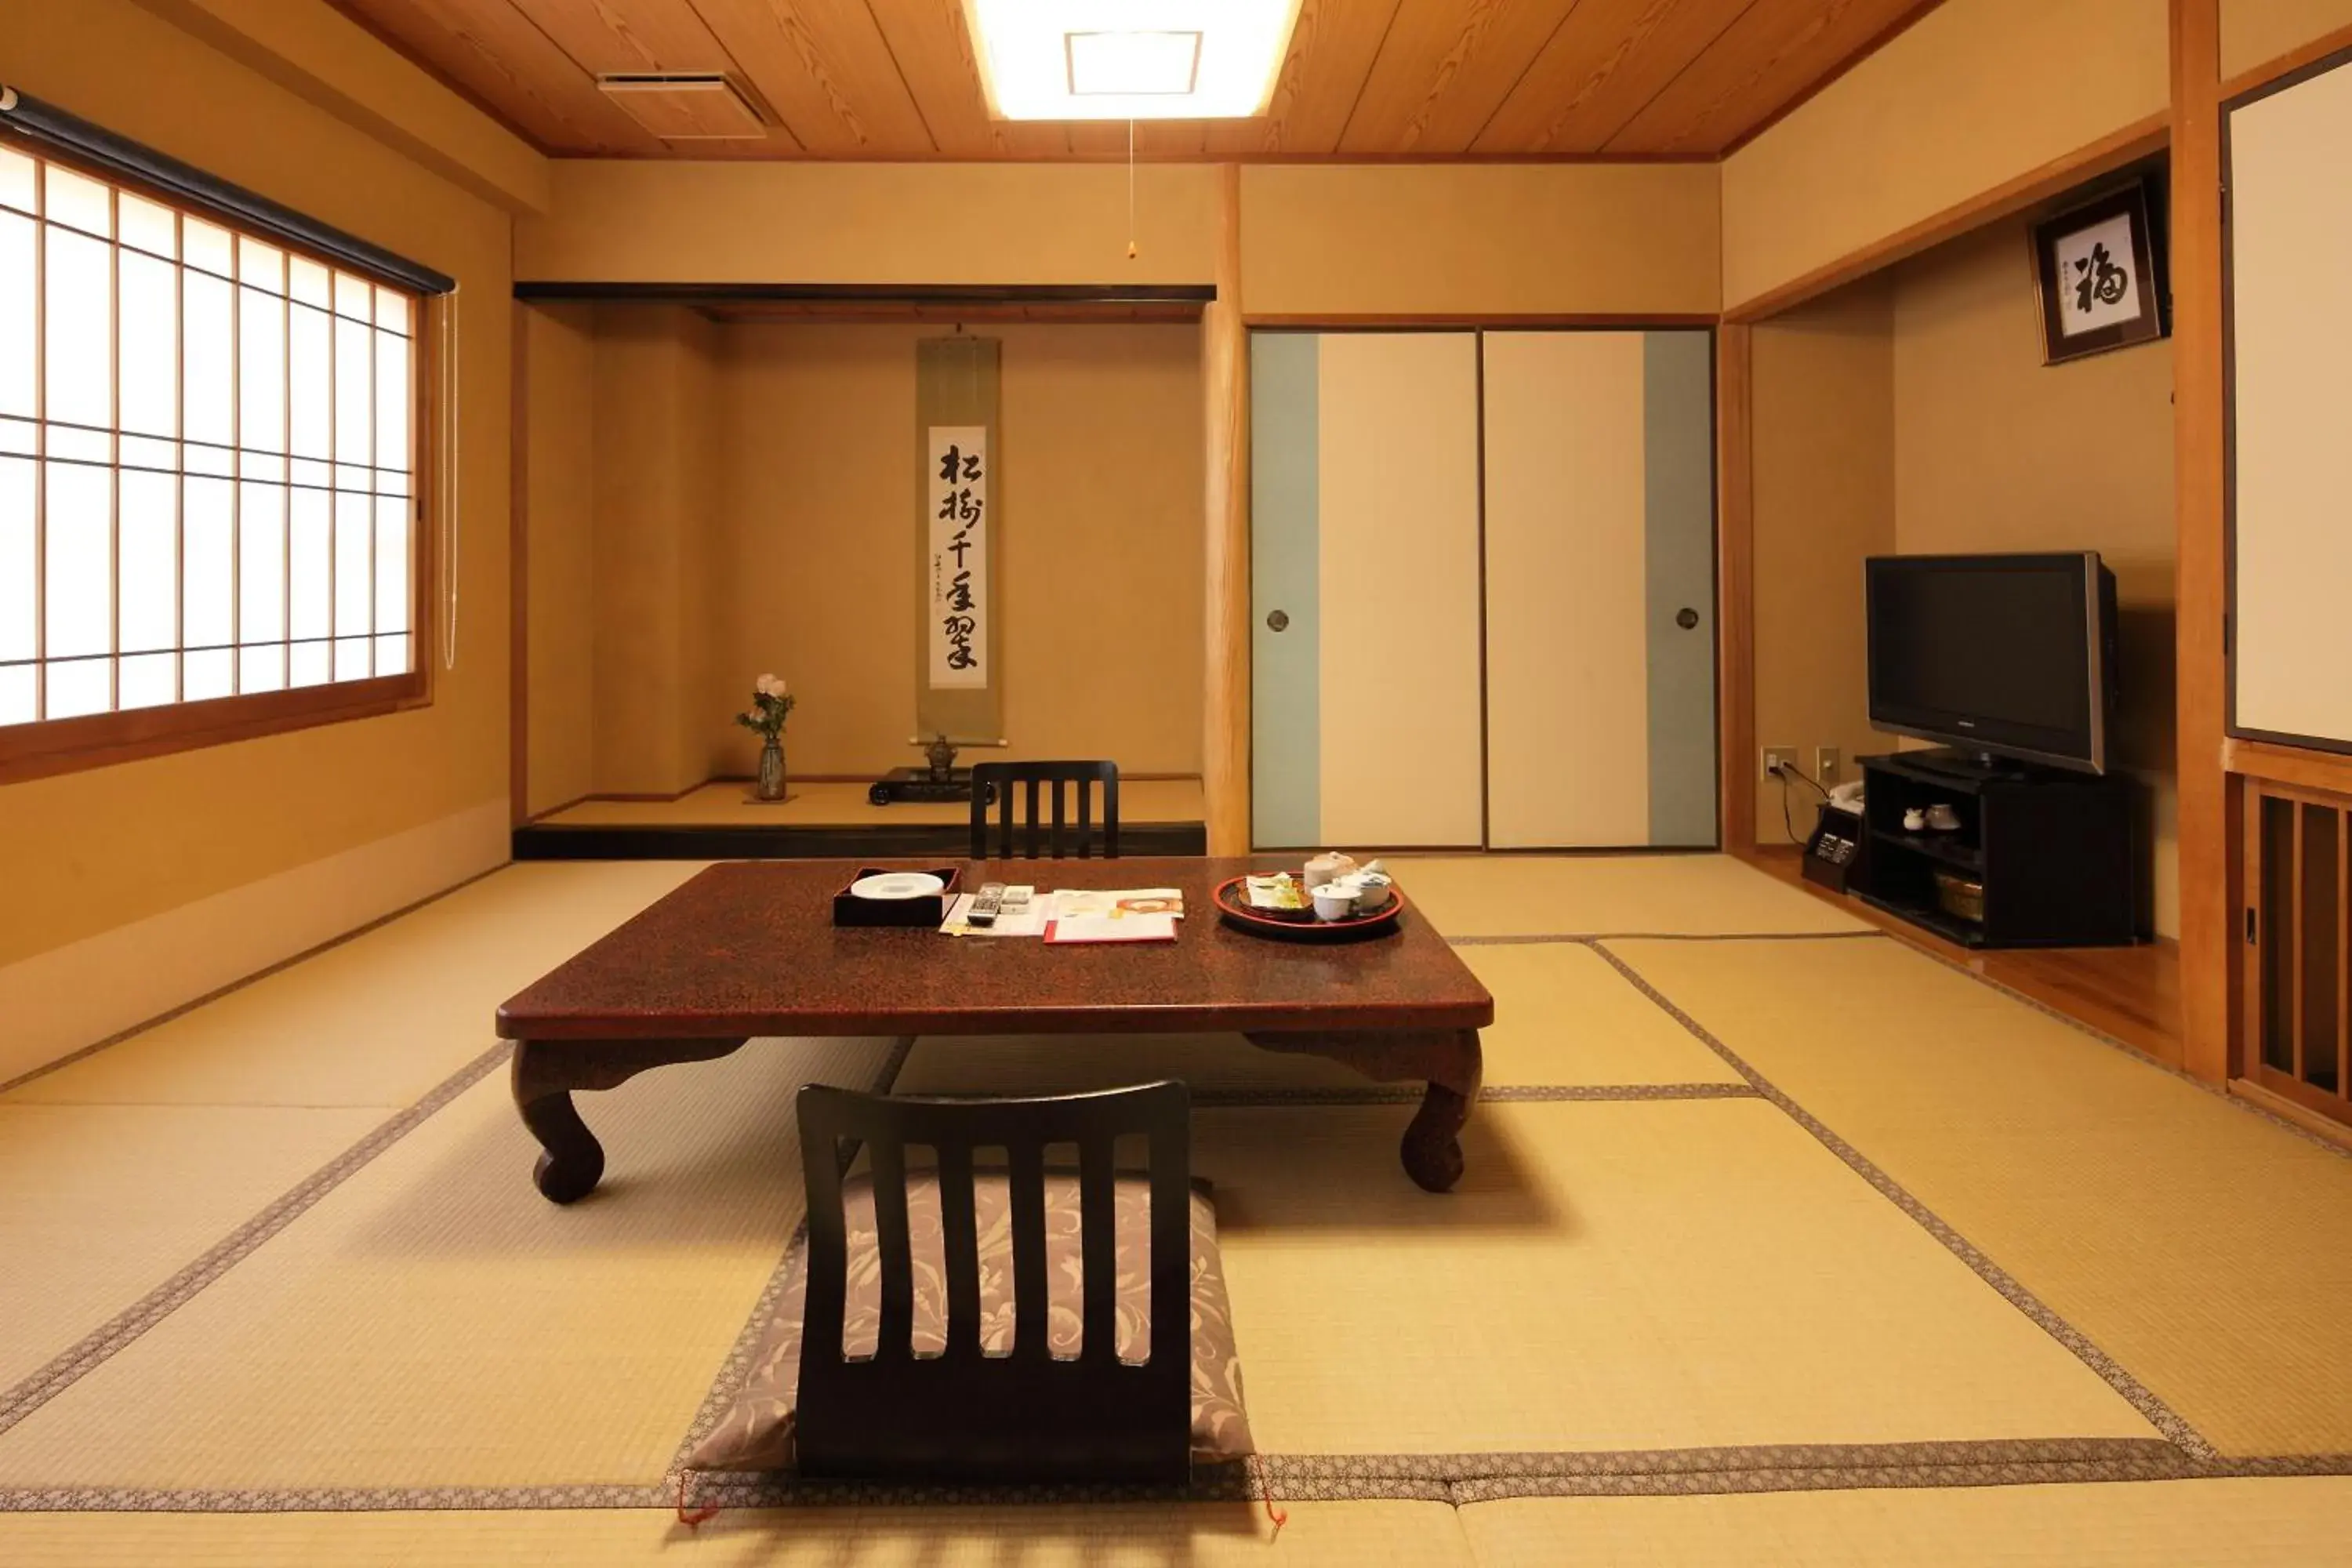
[755,739,786,802]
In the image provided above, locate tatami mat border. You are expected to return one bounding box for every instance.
[1185,1083,1763,1106]
[1449,931,1884,946]
[28,1440,2352,1514]
[0,1041,513,1443]
[1588,942,2220,1462]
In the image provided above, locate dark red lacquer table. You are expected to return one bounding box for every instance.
[495,857,1494,1202]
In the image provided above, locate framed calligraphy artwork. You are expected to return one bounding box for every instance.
[2032,177,2169,365]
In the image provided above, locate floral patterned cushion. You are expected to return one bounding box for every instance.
[686,1170,1253,1472]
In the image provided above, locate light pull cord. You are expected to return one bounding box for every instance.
[1126,118,1138,261]
[440,285,459,671]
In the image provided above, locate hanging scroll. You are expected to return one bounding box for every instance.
[927,426,989,688]
[913,337,1003,742]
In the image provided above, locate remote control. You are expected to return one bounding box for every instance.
[968,883,1006,927]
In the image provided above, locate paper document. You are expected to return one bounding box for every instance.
[1041,887,1183,945]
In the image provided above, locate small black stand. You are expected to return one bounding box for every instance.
[1852,750,2138,949]
[868,768,981,805]
[868,736,996,806]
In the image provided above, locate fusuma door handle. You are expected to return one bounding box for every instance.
[1266,609,1290,632]
[1675,607,1700,630]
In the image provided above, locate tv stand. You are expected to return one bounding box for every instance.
[1853,752,2138,949]
[1889,746,2031,785]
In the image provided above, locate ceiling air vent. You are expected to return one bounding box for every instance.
[594,73,768,141]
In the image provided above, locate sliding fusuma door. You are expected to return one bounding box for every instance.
[1250,332,1484,848]
[1483,331,1716,848]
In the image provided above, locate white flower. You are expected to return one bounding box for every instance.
[754,673,787,698]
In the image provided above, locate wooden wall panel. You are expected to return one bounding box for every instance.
[1203,166,1251,856]
[2174,0,2233,1083]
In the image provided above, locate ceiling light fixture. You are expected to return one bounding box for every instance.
[1068,31,1201,97]
[963,1,1301,121]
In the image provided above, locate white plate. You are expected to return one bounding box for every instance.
[850,872,946,901]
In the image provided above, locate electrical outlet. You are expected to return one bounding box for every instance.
[1762,746,1797,782]
[1816,746,1842,786]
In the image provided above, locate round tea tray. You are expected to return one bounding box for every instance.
[1211,877,1406,943]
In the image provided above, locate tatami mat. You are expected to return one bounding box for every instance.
[891,1032,1375,1097]
[0,1102,384,1390]
[1389,854,1871,938]
[892,942,1743,1098]
[0,1036,897,1490]
[0,1501,1470,1566]
[4,862,706,1110]
[1194,1099,2155,1455]
[543,779,1204,829]
[1460,944,1748,1086]
[1458,1479,2352,1566]
[1611,937,2352,1459]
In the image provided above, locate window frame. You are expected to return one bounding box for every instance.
[0,133,438,786]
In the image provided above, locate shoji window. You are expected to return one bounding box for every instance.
[0,137,428,774]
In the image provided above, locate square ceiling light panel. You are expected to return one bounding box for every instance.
[964,1,1303,121]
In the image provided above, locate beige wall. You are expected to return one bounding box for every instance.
[515,160,1721,317]
[1890,220,2180,936]
[587,305,724,797]
[1722,0,2169,311]
[713,322,1205,778]
[0,0,513,975]
[517,162,1219,285]
[1751,280,1896,845]
[522,304,597,816]
[1240,165,1720,316]
[2224,0,2352,77]
[132,0,549,212]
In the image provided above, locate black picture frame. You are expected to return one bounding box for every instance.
[2031,178,2170,365]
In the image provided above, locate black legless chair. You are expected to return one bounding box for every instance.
[969,760,1120,859]
[793,1080,1193,1485]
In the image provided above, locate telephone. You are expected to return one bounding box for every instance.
[1802,782,1868,895]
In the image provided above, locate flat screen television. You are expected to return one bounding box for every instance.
[1865,552,2118,775]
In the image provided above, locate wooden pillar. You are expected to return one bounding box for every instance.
[1715,323,1756,855]
[2172,0,2233,1083]
[1203,164,1250,855]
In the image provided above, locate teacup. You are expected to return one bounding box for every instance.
[1352,873,1393,913]
[1310,884,1356,922]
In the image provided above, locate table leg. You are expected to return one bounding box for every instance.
[1242,1028,1484,1192]
[510,1037,750,1203]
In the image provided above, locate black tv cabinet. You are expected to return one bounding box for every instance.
[1853,751,2138,949]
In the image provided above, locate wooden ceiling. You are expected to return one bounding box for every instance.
[331,0,1940,161]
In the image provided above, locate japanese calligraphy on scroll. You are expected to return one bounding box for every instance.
[927,425,989,689]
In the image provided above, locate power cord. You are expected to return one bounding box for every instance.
[1768,760,1833,845]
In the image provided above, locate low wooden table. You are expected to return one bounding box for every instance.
[495,857,1494,1203]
